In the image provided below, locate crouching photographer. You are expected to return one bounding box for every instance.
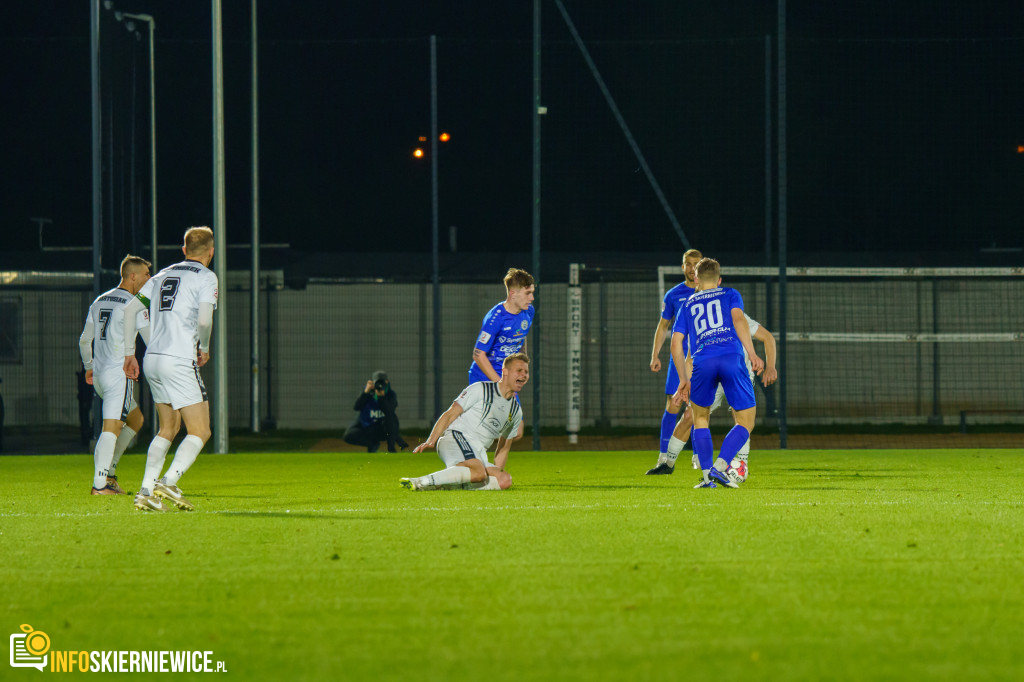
[343,371,408,452]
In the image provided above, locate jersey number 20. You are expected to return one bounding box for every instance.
[159,278,181,311]
[690,300,724,334]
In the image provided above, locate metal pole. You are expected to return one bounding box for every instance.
[91,0,102,304]
[147,20,157,273]
[763,34,777,423]
[212,0,229,453]
[531,0,542,451]
[430,35,442,420]
[251,0,261,433]
[777,0,788,449]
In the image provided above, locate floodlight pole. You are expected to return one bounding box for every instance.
[251,0,261,432]
[430,35,442,421]
[212,0,229,453]
[119,13,157,273]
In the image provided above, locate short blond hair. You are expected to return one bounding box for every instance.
[184,226,214,256]
[502,352,530,370]
[682,248,703,263]
[120,254,152,278]
[695,257,721,283]
[503,268,534,291]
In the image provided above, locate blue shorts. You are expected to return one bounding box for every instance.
[689,353,756,411]
[664,361,681,395]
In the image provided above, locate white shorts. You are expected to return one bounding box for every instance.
[93,366,138,421]
[437,430,492,469]
[144,353,208,410]
[709,364,755,412]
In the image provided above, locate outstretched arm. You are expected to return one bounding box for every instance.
[650,317,672,372]
[732,309,763,374]
[753,326,778,386]
[493,435,512,469]
[670,331,691,405]
[413,402,464,452]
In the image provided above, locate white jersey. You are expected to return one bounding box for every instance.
[447,381,523,451]
[139,260,218,360]
[82,287,149,373]
[742,314,761,372]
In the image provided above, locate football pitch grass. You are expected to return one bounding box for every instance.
[2,449,1021,681]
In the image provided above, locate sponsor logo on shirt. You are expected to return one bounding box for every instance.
[478,331,492,344]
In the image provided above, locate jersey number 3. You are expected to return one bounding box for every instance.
[159,277,181,311]
[691,300,724,334]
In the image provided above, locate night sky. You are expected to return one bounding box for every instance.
[3,1,1023,260]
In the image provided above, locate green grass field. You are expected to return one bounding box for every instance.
[2,449,1022,681]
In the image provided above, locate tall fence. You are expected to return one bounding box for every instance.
[2,268,1021,451]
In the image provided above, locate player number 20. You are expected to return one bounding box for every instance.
[690,300,724,334]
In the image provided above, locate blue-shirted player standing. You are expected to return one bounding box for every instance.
[647,248,702,475]
[469,268,535,385]
[670,258,765,489]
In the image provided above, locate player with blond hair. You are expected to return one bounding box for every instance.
[670,258,765,488]
[78,254,152,495]
[123,226,218,511]
[402,353,530,491]
[646,248,702,475]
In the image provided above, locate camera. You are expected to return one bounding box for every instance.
[374,378,387,391]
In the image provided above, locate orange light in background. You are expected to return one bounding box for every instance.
[418,136,427,142]
[439,132,451,142]
[413,148,424,158]
[1018,145,1024,153]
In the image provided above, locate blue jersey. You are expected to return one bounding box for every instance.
[674,287,745,359]
[469,302,534,381]
[661,281,695,394]
[662,281,696,324]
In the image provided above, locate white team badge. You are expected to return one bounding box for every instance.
[478,331,491,344]
[520,320,528,330]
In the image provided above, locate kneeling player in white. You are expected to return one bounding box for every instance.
[78,255,152,495]
[123,227,218,511]
[402,353,530,491]
[662,313,777,482]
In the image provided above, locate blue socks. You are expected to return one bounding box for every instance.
[719,425,750,464]
[659,410,679,453]
[692,428,714,470]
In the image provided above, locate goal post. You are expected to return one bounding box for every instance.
[571,264,1024,447]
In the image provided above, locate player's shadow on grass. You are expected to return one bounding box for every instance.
[783,468,903,475]
[527,483,649,490]
[217,511,382,520]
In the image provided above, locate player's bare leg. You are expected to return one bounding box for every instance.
[136,403,178,509]
[153,401,209,510]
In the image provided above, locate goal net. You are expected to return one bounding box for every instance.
[567,264,1024,449]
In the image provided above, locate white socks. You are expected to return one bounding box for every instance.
[161,435,205,487]
[466,476,503,491]
[418,466,472,490]
[140,436,172,495]
[93,432,117,489]
[665,436,687,467]
[108,425,137,476]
